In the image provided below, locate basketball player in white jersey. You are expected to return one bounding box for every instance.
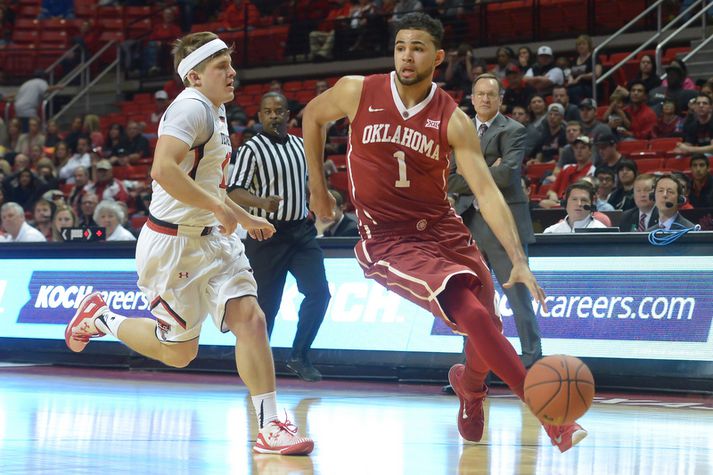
[64,32,313,456]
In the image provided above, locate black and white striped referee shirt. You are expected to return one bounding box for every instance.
[228,132,308,221]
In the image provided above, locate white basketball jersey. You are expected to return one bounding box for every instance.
[150,88,231,226]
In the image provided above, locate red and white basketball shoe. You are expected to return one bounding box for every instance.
[254,418,314,455]
[448,363,488,442]
[64,291,108,353]
[544,422,588,453]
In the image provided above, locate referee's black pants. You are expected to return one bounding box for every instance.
[244,218,330,360]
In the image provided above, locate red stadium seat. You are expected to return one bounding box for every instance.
[617,140,649,155]
[525,162,556,182]
[635,158,665,173]
[328,171,349,193]
[664,156,691,172]
[649,137,681,153]
[328,154,347,170]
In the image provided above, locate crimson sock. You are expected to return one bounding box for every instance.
[439,277,526,400]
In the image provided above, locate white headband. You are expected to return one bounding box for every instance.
[177,38,229,80]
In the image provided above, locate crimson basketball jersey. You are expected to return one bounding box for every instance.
[347,72,458,227]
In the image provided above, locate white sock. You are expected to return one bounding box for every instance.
[94,311,126,337]
[252,391,278,429]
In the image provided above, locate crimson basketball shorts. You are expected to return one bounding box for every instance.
[136,223,257,342]
[354,212,496,333]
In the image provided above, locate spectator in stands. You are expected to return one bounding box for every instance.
[543,181,607,233]
[15,118,45,156]
[142,8,183,76]
[392,0,423,21]
[523,45,564,96]
[28,144,45,167]
[124,121,150,162]
[689,154,713,208]
[85,160,129,203]
[65,117,88,154]
[93,200,136,241]
[51,204,77,242]
[608,159,637,210]
[150,90,170,124]
[527,94,547,130]
[44,119,62,148]
[673,173,694,210]
[77,191,98,227]
[83,114,103,149]
[593,132,623,170]
[674,93,713,155]
[62,19,100,74]
[592,167,617,211]
[604,89,631,141]
[552,85,580,121]
[0,117,8,154]
[619,174,658,231]
[510,105,529,127]
[59,136,93,183]
[628,54,661,94]
[36,158,59,191]
[517,46,534,71]
[622,81,658,140]
[0,202,46,242]
[51,141,70,167]
[545,121,583,184]
[647,174,695,230]
[567,35,601,104]
[444,43,474,95]
[502,64,535,113]
[4,119,21,157]
[344,0,379,56]
[315,189,359,237]
[661,58,696,91]
[492,46,516,81]
[308,0,352,61]
[578,98,608,142]
[39,0,74,19]
[540,135,595,208]
[68,165,90,213]
[649,60,698,115]
[31,197,54,240]
[13,72,63,132]
[5,168,48,211]
[220,0,260,28]
[652,98,684,138]
[10,154,30,173]
[103,124,129,161]
[528,103,566,165]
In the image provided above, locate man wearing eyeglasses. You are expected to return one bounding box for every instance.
[448,73,541,370]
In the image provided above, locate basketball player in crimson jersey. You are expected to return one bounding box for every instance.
[64,31,312,455]
[302,13,587,452]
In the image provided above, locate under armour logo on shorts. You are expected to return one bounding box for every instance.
[178,272,189,278]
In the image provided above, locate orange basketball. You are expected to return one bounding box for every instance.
[524,355,595,426]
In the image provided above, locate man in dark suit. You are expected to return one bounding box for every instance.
[646,174,695,231]
[619,173,659,232]
[317,189,359,237]
[449,73,541,368]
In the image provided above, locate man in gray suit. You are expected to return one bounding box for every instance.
[449,73,542,368]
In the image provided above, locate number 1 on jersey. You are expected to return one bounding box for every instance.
[393,151,410,188]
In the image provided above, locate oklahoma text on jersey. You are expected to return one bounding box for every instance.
[361,123,441,161]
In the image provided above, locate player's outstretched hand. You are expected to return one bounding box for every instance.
[214,203,239,236]
[503,263,547,311]
[246,216,276,241]
[309,189,336,221]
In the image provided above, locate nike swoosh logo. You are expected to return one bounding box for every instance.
[554,435,562,443]
[368,106,384,112]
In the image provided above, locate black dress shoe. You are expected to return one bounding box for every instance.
[286,358,322,382]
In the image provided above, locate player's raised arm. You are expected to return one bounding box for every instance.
[447,107,546,307]
[301,75,363,219]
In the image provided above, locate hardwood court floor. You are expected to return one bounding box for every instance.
[0,365,712,475]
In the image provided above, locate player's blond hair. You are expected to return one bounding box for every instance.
[172,32,233,86]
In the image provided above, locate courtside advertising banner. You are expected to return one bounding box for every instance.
[1,256,712,360]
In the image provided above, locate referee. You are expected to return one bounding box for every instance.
[228,92,330,382]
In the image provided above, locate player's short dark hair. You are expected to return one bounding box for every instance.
[394,13,444,49]
[690,153,709,167]
[565,181,595,204]
[472,73,505,96]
